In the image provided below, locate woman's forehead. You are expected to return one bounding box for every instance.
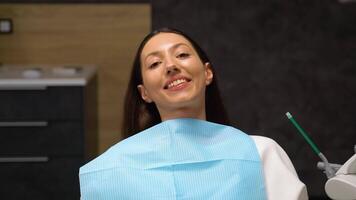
[141,33,193,57]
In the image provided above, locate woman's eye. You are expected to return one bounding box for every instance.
[149,61,161,69]
[177,53,190,59]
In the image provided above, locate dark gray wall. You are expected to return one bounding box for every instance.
[0,0,149,3]
[153,0,356,198]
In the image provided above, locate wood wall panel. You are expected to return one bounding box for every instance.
[0,4,151,153]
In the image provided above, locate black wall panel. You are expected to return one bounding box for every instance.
[0,0,149,3]
[152,0,356,198]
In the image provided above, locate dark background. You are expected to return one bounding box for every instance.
[2,0,356,199]
[152,1,356,199]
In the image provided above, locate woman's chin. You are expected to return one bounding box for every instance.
[165,95,203,108]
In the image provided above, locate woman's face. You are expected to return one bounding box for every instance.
[138,33,213,113]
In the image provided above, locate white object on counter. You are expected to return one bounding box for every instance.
[22,68,42,79]
[0,65,97,87]
[52,66,81,76]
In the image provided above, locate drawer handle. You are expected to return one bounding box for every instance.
[0,156,49,163]
[0,85,47,90]
[0,121,48,127]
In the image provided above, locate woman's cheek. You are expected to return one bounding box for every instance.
[151,72,164,90]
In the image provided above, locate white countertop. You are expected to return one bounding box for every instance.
[0,65,97,88]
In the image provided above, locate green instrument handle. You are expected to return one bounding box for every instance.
[286,112,321,155]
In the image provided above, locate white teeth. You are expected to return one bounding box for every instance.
[168,79,187,88]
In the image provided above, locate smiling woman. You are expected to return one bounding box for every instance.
[79,28,308,200]
[138,33,213,121]
[122,28,230,137]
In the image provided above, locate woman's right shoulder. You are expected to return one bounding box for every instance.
[79,127,158,175]
[79,141,125,175]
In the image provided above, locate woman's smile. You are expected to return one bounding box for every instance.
[164,76,192,91]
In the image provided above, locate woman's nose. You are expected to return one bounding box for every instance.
[166,64,179,75]
[165,59,180,75]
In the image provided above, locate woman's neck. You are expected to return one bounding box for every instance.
[158,103,206,121]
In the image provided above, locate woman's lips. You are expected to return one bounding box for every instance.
[164,78,191,90]
[167,80,190,91]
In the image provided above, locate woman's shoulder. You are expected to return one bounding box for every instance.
[250,135,292,156]
[250,135,308,199]
[250,135,278,145]
[79,142,123,175]
[250,135,281,152]
[250,135,302,178]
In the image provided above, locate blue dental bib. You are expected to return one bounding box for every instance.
[80,118,266,199]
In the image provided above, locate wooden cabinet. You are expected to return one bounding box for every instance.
[0,66,98,200]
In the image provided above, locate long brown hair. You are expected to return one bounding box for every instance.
[122,28,230,139]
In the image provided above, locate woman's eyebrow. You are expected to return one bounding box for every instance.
[144,43,190,59]
[170,42,190,51]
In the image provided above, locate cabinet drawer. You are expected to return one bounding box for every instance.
[0,87,82,120]
[0,121,83,156]
[0,157,82,200]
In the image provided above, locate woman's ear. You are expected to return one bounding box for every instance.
[204,62,213,85]
[137,84,153,103]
